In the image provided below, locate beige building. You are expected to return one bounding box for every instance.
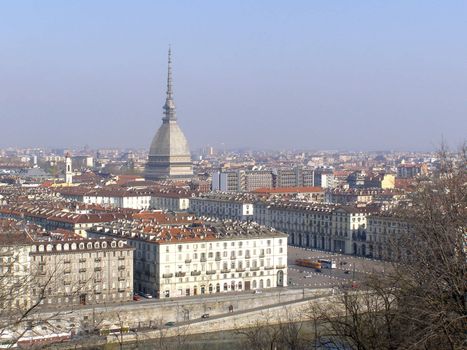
[366,213,409,259]
[30,237,134,306]
[0,231,33,311]
[0,219,134,309]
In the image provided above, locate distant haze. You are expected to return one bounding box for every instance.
[0,1,466,151]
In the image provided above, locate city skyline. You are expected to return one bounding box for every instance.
[1,1,466,151]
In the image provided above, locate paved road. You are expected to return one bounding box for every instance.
[287,246,392,288]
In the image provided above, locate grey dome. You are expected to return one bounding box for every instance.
[145,48,193,181]
[148,120,191,157]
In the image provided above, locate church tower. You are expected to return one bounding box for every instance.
[65,152,73,185]
[145,48,193,181]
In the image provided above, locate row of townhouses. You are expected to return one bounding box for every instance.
[189,193,401,259]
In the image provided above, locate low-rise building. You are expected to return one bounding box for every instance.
[58,187,152,210]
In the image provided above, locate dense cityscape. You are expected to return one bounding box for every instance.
[1,2,465,350]
[1,53,464,350]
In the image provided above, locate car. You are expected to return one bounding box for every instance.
[315,268,322,273]
[344,270,350,274]
[201,313,209,319]
[253,289,262,294]
[138,292,153,299]
[164,321,176,327]
[133,294,141,301]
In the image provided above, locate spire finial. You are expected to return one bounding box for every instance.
[163,45,176,121]
[167,45,173,99]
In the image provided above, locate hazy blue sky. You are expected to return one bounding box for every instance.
[0,1,466,151]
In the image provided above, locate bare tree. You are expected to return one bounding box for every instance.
[311,145,467,350]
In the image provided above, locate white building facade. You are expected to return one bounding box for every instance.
[89,219,288,299]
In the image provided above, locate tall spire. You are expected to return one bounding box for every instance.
[163,46,176,121]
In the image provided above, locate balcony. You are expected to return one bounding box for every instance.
[185,259,192,263]
[94,279,102,283]
[118,256,125,261]
[264,266,274,270]
[79,258,86,263]
[63,281,71,285]
[118,277,125,281]
[190,271,201,276]
[63,260,71,264]
[162,273,173,278]
[230,256,236,260]
[215,256,221,261]
[206,270,216,275]
[175,272,186,277]
[276,265,286,269]
[200,257,207,262]
[118,266,126,271]
[118,288,126,293]
[79,268,87,273]
[250,267,260,271]
[245,255,251,259]
[64,269,71,274]
[94,291,102,295]
[235,268,245,272]
[259,254,265,258]
[94,267,101,272]
[221,269,230,273]
[94,258,101,262]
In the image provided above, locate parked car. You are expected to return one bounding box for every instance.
[164,321,176,327]
[138,292,153,299]
[253,289,262,294]
[201,313,209,319]
[344,270,350,274]
[132,294,141,301]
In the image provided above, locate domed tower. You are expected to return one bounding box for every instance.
[145,48,193,181]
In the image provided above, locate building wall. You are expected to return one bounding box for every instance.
[150,195,190,211]
[29,239,134,306]
[190,197,254,221]
[0,243,32,310]
[126,236,287,298]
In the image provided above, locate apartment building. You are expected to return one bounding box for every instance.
[189,193,256,221]
[30,237,134,306]
[149,188,193,211]
[274,167,315,188]
[0,205,132,237]
[0,219,134,308]
[89,216,288,298]
[366,213,409,259]
[211,170,273,192]
[58,187,152,210]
